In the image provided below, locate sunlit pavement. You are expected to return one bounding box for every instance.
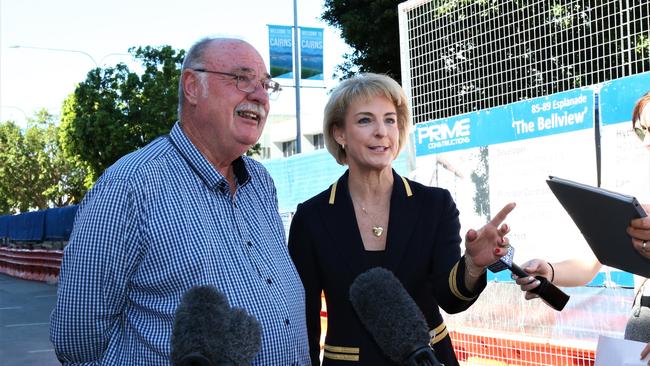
[0,274,59,365]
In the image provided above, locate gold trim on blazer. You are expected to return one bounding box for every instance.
[329,182,338,205]
[428,322,450,345]
[400,176,413,197]
[328,174,412,204]
[449,261,477,301]
[323,343,360,361]
[324,344,360,354]
[323,351,360,361]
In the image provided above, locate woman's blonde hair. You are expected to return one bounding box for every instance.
[323,73,411,165]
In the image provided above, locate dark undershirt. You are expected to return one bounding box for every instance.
[362,249,386,270]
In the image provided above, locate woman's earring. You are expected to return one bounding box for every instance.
[341,143,345,150]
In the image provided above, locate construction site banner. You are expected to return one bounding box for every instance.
[412,88,599,280]
[414,88,594,156]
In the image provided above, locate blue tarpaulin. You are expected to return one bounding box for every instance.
[44,205,78,241]
[7,210,46,241]
[0,215,9,239]
[0,205,78,241]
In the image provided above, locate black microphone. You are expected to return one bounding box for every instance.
[349,267,443,366]
[488,246,570,311]
[170,285,262,366]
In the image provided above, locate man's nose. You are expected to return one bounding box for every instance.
[247,82,269,103]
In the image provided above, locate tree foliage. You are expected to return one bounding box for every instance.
[322,0,403,82]
[470,146,490,221]
[0,110,88,214]
[60,46,185,178]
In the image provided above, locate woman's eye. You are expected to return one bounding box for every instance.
[385,118,397,125]
[357,117,371,124]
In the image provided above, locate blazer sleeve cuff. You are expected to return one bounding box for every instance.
[448,255,487,301]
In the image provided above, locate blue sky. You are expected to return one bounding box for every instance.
[0,0,351,126]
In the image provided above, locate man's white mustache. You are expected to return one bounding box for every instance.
[236,103,266,120]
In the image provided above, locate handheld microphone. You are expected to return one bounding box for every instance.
[170,285,262,366]
[488,246,570,311]
[349,267,443,366]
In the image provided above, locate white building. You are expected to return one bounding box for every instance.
[258,78,331,159]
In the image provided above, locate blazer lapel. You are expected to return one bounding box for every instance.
[318,171,366,276]
[384,171,420,273]
[317,170,420,277]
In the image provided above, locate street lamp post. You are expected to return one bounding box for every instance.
[293,0,302,154]
[10,45,130,68]
[0,105,29,124]
[5,45,132,125]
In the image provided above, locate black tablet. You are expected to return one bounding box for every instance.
[546,176,649,278]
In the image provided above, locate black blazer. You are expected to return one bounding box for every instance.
[288,170,486,366]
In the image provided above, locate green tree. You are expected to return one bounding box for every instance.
[246,143,262,157]
[322,0,403,82]
[60,45,185,178]
[0,109,88,214]
[470,146,490,221]
[0,121,25,213]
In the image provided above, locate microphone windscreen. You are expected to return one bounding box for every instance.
[220,307,262,365]
[170,285,261,366]
[349,267,431,363]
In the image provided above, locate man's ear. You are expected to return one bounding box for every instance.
[182,70,201,106]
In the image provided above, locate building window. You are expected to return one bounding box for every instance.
[260,146,271,159]
[282,140,296,157]
[311,133,325,150]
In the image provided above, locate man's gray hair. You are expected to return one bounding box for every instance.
[177,37,216,117]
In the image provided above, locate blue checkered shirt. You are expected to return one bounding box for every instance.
[50,122,310,365]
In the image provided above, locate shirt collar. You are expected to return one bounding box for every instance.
[168,122,250,191]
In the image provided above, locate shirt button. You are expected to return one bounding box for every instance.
[284,318,290,326]
[266,278,272,285]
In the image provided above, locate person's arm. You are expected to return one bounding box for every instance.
[428,189,479,313]
[640,341,650,365]
[50,177,140,364]
[515,256,602,300]
[431,190,514,312]
[545,257,602,287]
[463,202,517,291]
[287,205,322,366]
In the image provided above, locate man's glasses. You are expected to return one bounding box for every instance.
[191,69,282,99]
[634,124,648,141]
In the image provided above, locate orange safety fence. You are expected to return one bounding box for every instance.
[318,286,608,366]
[0,247,62,282]
[450,330,595,366]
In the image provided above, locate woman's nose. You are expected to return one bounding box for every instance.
[375,122,387,136]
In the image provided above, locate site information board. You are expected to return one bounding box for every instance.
[413,88,597,268]
[413,72,650,284]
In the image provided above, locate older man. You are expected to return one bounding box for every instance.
[50,37,310,365]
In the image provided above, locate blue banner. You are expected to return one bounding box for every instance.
[415,88,595,156]
[599,72,650,126]
[268,25,293,79]
[300,27,323,80]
